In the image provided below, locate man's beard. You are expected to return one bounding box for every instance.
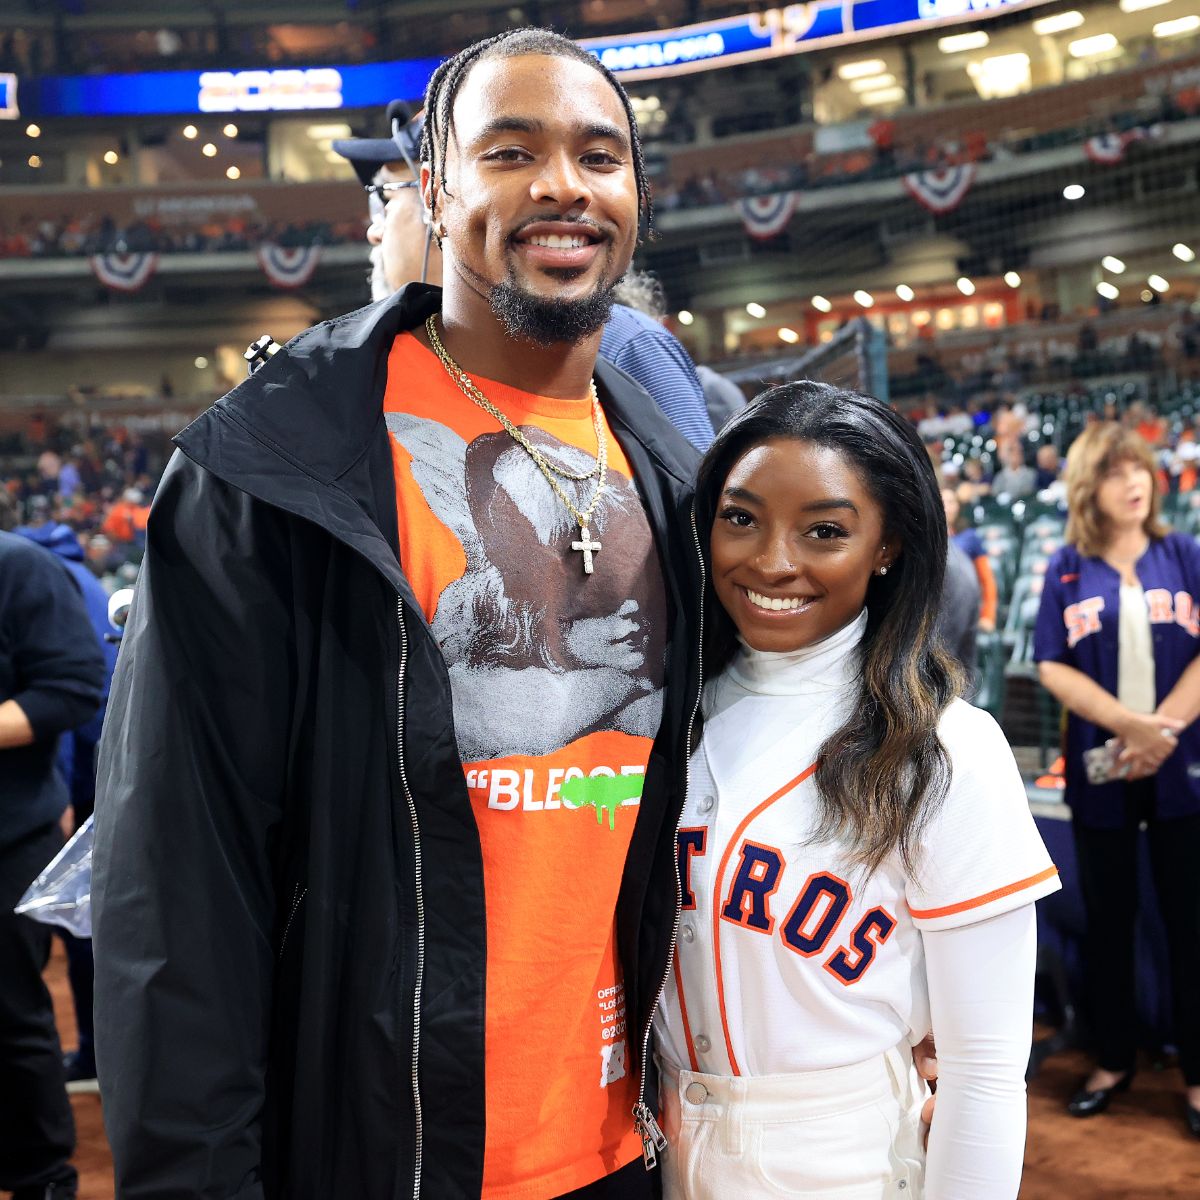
[488,273,620,346]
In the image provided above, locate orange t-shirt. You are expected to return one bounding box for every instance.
[384,332,667,1198]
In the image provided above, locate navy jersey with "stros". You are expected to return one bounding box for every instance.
[1034,531,1200,828]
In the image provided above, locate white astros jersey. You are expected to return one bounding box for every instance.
[654,616,1061,1078]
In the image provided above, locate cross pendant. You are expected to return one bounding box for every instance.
[571,524,602,575]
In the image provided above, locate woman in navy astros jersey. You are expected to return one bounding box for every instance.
[651,382,1059,1199]
[1034,421,1200,1136]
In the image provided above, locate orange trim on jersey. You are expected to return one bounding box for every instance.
[973,555,998,627]
[907,865,1060,920]
[672,955,700,1073]
[711,761,819,1077]
[1059,573,1079,584]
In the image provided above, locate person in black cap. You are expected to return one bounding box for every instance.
[334,99,716,450]
[334,100,439,302]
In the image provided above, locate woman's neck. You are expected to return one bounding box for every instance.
[1103,524,1149,581]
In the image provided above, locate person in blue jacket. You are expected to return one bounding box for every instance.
[0,527,106,1200]
[1034,421,1200,1136]
[15,504,118,1091]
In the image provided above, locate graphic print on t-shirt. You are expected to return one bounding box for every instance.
[384,332,667,1200]
[385,411,665,760]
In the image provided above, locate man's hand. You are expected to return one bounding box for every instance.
[913,1033,937,1146]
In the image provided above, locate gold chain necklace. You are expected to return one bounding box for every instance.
[425,313,608,575]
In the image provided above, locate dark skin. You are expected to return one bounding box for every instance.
[418,53,640,399]
[711,438,896,654]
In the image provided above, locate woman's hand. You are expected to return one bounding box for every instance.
[1114,711,1185,776]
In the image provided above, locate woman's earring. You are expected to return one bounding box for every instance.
[879,565,889,576]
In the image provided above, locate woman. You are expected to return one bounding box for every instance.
[1033,422,1200,1135]
[653,381,1060,1198]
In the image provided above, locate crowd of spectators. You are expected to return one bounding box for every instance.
[0,416,170,590]
[654,87,1196,212]
[0,213,366,260]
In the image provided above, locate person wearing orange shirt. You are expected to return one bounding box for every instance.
[94,28,702,1200]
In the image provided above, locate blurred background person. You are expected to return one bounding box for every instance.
[1034,423,1200,1137]
[942,483,998,634]
[992,438,1037,501]
[0,528,106,1200]
[12,500,118,1092]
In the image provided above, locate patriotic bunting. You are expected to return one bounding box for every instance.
[257,243,322,289]
[1083,124,1164,165]
[736,191,797,241]
[89,252,159,293]
[902,164,977,214]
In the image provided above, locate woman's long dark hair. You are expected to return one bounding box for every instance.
[694,380,962,873]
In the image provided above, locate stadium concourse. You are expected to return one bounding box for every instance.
[4,0,1200,1196]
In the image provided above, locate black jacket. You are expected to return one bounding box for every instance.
[93,285,704,1200]
[0,530,106,850]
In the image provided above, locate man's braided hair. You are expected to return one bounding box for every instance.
[419,27,652,229]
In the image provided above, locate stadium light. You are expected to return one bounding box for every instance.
[778,328,800,344]
[1004,271,1022,287]
[854,290,874,308]
[1120,0,1170,10]
[1069,34,1119,57]
[183,124,198,139]
[850,74,896,92]
[1173,243,1196,262]
[1101,256,1126,274]
[956,277,976,296]
[25,123,40,138]
[745,302,766,318]
[195,357,209,369]
[226,165,241,180]
[1154,15,1200,38]
[861,87,906,105]
[812,296,833,312]
[1033,11,1085,35]
[223,123,239,138]
[27,154,41,168]
[1097,281,1119,300]
[896,284,915,301]
[1063,183,1086,200]
[103,150,119,165]
[1149,274,1170,292]
[837,59,887,80]
[938,31,989,53]
[677,310,694,326]
[202,142,218,157]
[1141,289,1155,302]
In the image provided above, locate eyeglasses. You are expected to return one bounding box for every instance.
[365,179,418,219]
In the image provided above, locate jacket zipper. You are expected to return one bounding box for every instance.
[632,504,706,1170]
[396,598,426,1199]
[277,882,307,960]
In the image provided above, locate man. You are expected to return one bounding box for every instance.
[94,29,702,1199]
[335,102,715,450]
[991,438,1036,501]
[14,504,118,1091]
[0,528,106,1200]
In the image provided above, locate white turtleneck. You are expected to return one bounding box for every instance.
[655,609,1059,1198]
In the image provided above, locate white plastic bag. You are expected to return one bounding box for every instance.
[15,814,94,938]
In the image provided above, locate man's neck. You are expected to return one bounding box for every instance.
[427,275,603,401]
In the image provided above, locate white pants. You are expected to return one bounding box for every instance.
[658,1046,927,1199]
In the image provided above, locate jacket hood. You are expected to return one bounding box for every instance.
[15,522,85,562]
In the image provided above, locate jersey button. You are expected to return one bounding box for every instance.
[684,1081,709,1105]
[694,1034,711,1053]
[698,795,715,814]
[681,924,695,943]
